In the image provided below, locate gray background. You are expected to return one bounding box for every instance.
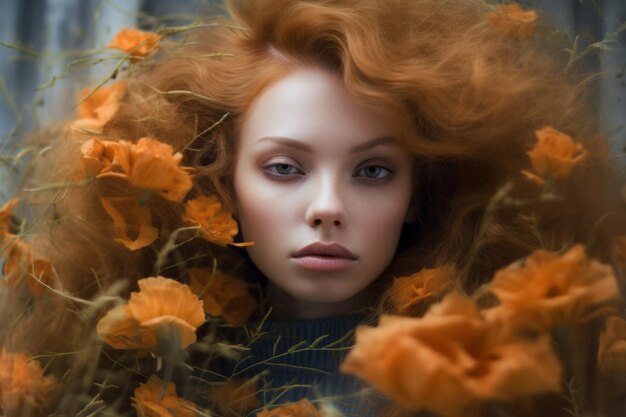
[0,0,624,198]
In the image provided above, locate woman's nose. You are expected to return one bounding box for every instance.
[305,177,347,228]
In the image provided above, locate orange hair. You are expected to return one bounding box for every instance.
[103,0,623,287]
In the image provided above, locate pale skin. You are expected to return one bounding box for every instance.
[234,66,414,319]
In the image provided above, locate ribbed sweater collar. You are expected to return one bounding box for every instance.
[237,311,368,375]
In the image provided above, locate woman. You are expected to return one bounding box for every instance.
[1,0,624,416]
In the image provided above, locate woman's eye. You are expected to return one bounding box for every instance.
[355,165,392,180]
[264,163,303,177]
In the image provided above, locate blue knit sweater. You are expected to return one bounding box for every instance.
[232,312,386,416]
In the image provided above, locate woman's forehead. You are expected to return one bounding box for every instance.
[239,66,403,150]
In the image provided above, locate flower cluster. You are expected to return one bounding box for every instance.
[95,274,257,413]
[69,26,248,252]
[0,27,258,416]
[78,136,195,249]
[70,54,247,250]
[342,244,622,416]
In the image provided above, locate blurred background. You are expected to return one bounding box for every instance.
[0,0,625,199]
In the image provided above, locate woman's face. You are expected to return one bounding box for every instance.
[234,67,413,318]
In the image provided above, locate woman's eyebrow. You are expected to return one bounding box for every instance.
[257,136,312,152]
[256,135,397,153]
[349,136,397,154]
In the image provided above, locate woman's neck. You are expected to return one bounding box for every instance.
[265,283,368,320]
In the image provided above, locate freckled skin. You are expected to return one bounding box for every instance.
[234,67,413,319]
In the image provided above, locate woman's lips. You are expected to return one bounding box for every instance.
[292,255,356,272]
[291,242,357,272]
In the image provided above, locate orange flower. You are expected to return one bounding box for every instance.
[126,138,194,202]
[71,81,127,134]
[78,137,131,180]
[256,398,324,417]
[341,293,561,417]
[0,350,56,416]
[207,379,261,417]
[487,245,620,332]
[486,4,538,39]
[521,127,588,186]
[188,268,256,326]
[97,277,205,352]
[183,195,252,246]
[597,316,626,374]
[100,196,159,250]
[132,375,198,417]
[0,198,18,241]
[387,265,455,316]
[107,28,161,59]
[79,137,193,202]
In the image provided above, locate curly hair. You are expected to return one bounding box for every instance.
[97,0,623,287]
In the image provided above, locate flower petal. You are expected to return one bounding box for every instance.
[107,28,161,59]
[183,195,245,246]
[100,196,159,250]
[132,375,198,417]
[97,305,147,350]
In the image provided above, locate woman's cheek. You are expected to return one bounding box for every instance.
[237,187,292,242]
